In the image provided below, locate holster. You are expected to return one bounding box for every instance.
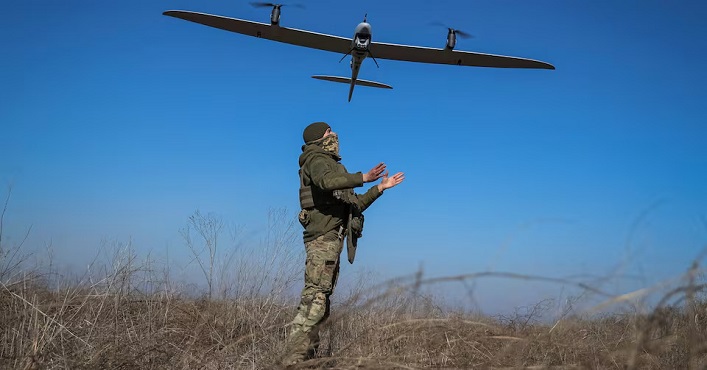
[346,207,364,264]
[346,210,357,264]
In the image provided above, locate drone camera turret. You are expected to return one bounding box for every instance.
[354,33,371,50]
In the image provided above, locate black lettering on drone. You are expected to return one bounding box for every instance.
[457,59,462,66]
[256,31,262,38]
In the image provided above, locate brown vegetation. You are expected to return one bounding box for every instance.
[2,192,706,369]
[1,261,706,369]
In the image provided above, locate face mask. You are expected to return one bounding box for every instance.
[320,133,340,156]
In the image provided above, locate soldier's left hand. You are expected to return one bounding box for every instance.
[378,171,405,192]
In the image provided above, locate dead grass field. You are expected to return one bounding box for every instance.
[2,198,705,369]
[1,260,706,370]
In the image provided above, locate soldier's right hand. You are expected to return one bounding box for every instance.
[363,162,386,183]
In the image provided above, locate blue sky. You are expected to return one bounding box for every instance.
[2,0,706,312]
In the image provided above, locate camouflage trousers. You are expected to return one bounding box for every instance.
[281,228,343,366]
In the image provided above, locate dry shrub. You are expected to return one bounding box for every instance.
[1,195,706,368]
[2,262,707,369]
[0,266,295,369]
[286,268,707,370]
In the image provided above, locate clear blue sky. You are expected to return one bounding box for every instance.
[2,0,706,312]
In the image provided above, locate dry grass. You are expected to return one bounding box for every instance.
[2,193,706,369]
[1,279,292,369]
[1,260,706,370]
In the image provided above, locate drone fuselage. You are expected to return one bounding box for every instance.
[346,22,373,100]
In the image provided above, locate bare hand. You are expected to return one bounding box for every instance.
[362,162,386,183]
[377,171,405,192]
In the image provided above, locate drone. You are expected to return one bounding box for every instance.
[163,4,554,101]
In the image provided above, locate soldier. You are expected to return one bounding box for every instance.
[280,121,405,366]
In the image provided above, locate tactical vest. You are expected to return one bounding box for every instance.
[298,168,359,210]
[298,169,342,209]
[298,167,364,264]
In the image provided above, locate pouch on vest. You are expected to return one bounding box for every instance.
[333,189,360,211]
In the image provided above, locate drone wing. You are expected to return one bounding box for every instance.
[163,10,351,54]
[163,11,554,70]
[369,41,555,69]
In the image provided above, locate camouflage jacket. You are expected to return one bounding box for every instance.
[298,144,382,242]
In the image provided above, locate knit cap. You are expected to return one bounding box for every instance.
[302,121,330,143]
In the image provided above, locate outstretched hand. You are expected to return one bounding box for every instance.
[377,171,405,192]
[362,162,387,183]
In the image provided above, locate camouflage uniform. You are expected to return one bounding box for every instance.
[281,229,343,364]
[281,124,382,366]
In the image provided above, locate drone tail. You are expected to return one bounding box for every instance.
[312,75,392,89]
[312,75,392,101]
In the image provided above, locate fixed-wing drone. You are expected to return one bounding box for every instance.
[163,4,554,101]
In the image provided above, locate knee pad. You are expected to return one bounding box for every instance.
[303,292,328,327]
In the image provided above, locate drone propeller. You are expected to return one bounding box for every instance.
[429,21,473,39]
[249,2,305,9]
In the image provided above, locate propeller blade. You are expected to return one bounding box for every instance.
[429,21,474,39]
[455,29,473,39]
[249,2,277,8]
[249,2,305,8]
